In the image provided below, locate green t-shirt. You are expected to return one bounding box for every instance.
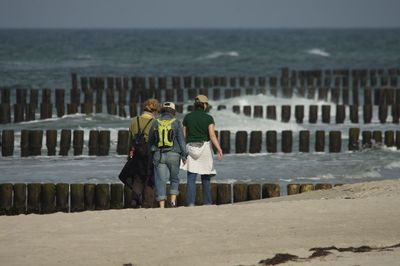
[183,108,215,143]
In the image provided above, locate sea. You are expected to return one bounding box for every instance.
[1,28,400,193]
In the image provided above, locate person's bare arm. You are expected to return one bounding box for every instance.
[208,124,223,160]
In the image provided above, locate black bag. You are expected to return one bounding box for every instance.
[118,117,154,188]
[118,158,135,189]
[132,117,153,158]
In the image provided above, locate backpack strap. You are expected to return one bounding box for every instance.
[136,116,153,133]
[142,118,153,132]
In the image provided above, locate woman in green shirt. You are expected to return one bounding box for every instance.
[182,95,223,206]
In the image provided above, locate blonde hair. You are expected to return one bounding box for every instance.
[143,98,160,113]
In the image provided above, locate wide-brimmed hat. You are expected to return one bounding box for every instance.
[195,95,208,104]
[162,101,175,110]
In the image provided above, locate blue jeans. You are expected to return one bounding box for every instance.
[186,172,212,206]
[154,151,181,201]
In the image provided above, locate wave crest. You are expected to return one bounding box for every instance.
[199,51,239,60]
[308,48,330,57]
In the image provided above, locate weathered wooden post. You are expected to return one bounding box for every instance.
[249,131,262,153]
[0,183,13,215]
[13,183,26,214]
[27,183,41,214]
[309,105,318,123]
[329,131,341,152]
[363,105,372,124]
[385,131,395,147]
[247,184,261,200]
[315,131,325,152]
[117,130,129,155]
[55,89,65,117]
[41,183,56,214]
[349,105,359,123]
[364,88,372,105]
[362,131,372,148]
[379,105,388,123]
[348,128,360,151]
[70,184,85,212]
[266,105,276,120]
[59,129,71,156]
[282,130,292,153]
[56,183,69,212]
[89,130,99,156]
[14,104,25,123]
[217,183,231,205]
[46,129,57,156]
[336,105,345,124]
[110,184,124,209]
[20,129,30,157]
[299,130,310,152]
[300,184,314,193]
[1,130,14,156]
[220,130,231,154]
[281,105,291,122]
[30,130,43,156]
[372,131,383,145]
[331,87,340,103]
[73,130,84,156]
[84,184,96,211]
[315,184,333,190]
[40,102,52,119]
[235,131,248,153]
[0,103,11,124]
[287,184,300,195]
[262,184,280,198]
[232,105,240,114]
[322,105,331,123]
[95,184,110,210]
[243,106,251,117]
[98,130,110,156]
[266,131,277,153]
[295,105,304,123]
[233,183,248,203]
[253,105,263,118]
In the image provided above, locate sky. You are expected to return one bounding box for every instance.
[0,0,399,29]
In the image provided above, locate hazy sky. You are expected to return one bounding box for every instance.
[0,0,399,29]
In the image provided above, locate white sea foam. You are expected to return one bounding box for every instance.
[307,48,330,57]
[384,161,400,169]
[199,51,239,60]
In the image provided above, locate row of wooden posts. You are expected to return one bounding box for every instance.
[218,104,400,124]
[2,86,400,106]
[72,68,400,91]
[1,87,400,124]
[1,128,399,157]
[0,182,337,215]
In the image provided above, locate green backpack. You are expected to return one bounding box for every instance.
[155,118,176,150]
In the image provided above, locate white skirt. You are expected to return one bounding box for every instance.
[180,141,216,175]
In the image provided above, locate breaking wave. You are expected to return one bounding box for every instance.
[307,48,330,57]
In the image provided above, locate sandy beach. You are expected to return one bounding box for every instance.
[0,179,399,266]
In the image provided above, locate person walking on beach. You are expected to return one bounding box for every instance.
[182,95,223,206]
[125,98,160,208]
[149,102,187,208]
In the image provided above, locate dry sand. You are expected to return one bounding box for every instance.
[1,179,400,266]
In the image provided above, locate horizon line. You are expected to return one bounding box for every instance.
[0,26,400,30]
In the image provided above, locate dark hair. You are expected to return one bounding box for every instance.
[194,101,206,110]
[161,107,176,116]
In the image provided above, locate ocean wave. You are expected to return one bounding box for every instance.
[384,161,400,169]
[199,51,239,60]
[74,54,93,60]
[307,48,330,57]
